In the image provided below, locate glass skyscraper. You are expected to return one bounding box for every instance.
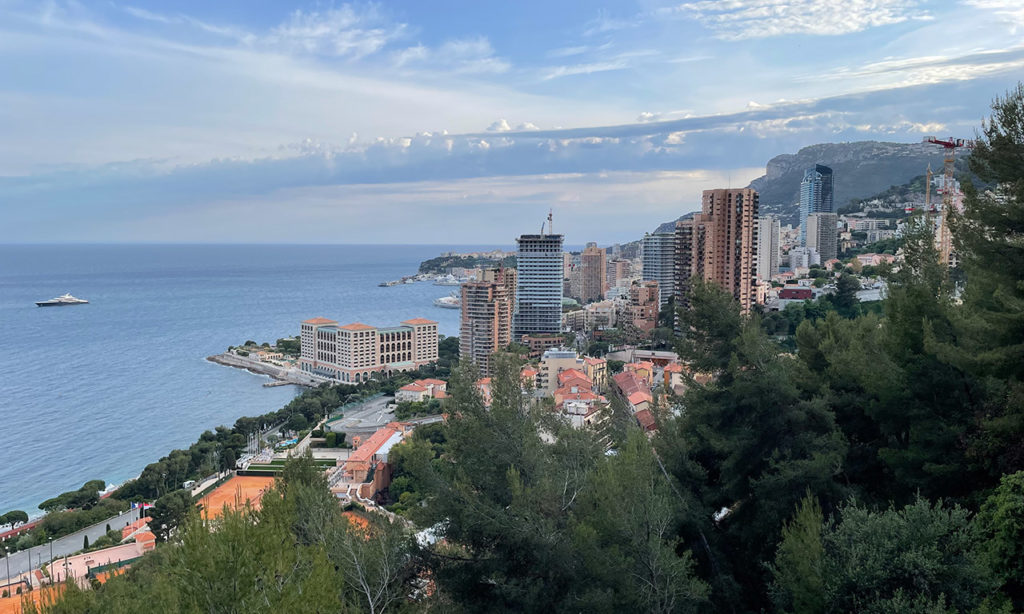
[514,231,564,340]
[799,164,834,245]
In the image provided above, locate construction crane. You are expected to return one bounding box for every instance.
[923,136,974,265]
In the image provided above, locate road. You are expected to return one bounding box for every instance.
[326,395,395,435]
[2,507,144,583]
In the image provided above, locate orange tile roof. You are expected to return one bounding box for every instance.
[634,409,657,431]
[402,317,438,325]
[340,322,376,331]
[555,386,600,402]
[416,378,447,387]
[628,391,653,405]
[664,363,683,373]
[558,369,591,384]
[521,367,538,377]
[583,357,606,365]
[303,317,337,325]
[477,377,492,386]
[347,424,404,464]
[612,371,647,397]
[400,383,427,392]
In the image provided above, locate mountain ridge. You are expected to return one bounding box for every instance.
[651,140,965,233]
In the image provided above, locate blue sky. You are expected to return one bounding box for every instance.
[1,0,1022,244]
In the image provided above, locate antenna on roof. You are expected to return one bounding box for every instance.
[548,208,554,235]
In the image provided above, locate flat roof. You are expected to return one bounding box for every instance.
[401,317,438,325]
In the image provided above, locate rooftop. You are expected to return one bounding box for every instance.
[340,322,376,331]
[346,424,406,464]
[303,317,338,325]
[402,317,438,325]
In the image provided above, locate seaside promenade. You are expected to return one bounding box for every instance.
[2,507,143,585]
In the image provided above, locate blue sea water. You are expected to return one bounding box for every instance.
[0,244,492,516]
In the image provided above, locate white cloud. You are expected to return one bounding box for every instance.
[487,119,512,132]
[264,5,405,58]
[542,59,630,80]
[666,0,928,40]
[393,36,509,74]
[964,0,1024,30]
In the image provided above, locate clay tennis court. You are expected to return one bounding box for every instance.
[199,476,276,519]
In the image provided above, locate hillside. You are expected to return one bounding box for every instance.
[749,140,960,224]
[650,141,965,233]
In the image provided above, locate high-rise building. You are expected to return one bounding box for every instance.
[805,212,838,261]
[799,164,834,245]
[299,317,439,383]
[515,222,564,340]
[756,215,781,281]
[675,188,759,313]
[580,243,607,303]
[460,267,517,375]
[607,259,631,289]
[641,232,676,307]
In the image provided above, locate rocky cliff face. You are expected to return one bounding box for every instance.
[650,140,964,232]
[749,140,960,224]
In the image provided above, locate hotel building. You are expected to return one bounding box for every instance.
[299,317,439,383]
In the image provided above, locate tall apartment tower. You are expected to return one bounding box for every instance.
[675,188,759,313]
[641,232,676,307]
[515,218,564,340]
[460,267,517,375]
[805,212,838,261]
[755,215,781,281]
[607,259,631,289]
[799,164,834,245]
[579,243,607,304]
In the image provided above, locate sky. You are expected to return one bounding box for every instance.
[1,0,1022,244]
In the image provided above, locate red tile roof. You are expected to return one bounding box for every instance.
[612,371,647,397]
[347,424,403,464]
[628,391,653,406]
[664,363,683,373]
[583,357,606,366]
[303,317,337,325]
[415,378,447,387]
[340,322,376,331]
[554,386,600,402]
[400,383,427,392]
[402,317,438,325]
[558,369,591,385]
[634,409,657,431]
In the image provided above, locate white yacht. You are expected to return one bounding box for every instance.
[36,293,89,307]
[433,293,460,309]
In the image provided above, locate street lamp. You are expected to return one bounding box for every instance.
[48,538,53,579]
[4,546,10,593]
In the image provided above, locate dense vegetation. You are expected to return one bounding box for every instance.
[418,253,516,274]
[2,482,130,554]
[27,85,1024,613]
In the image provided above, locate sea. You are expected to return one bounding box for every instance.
[0,244,498,517]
